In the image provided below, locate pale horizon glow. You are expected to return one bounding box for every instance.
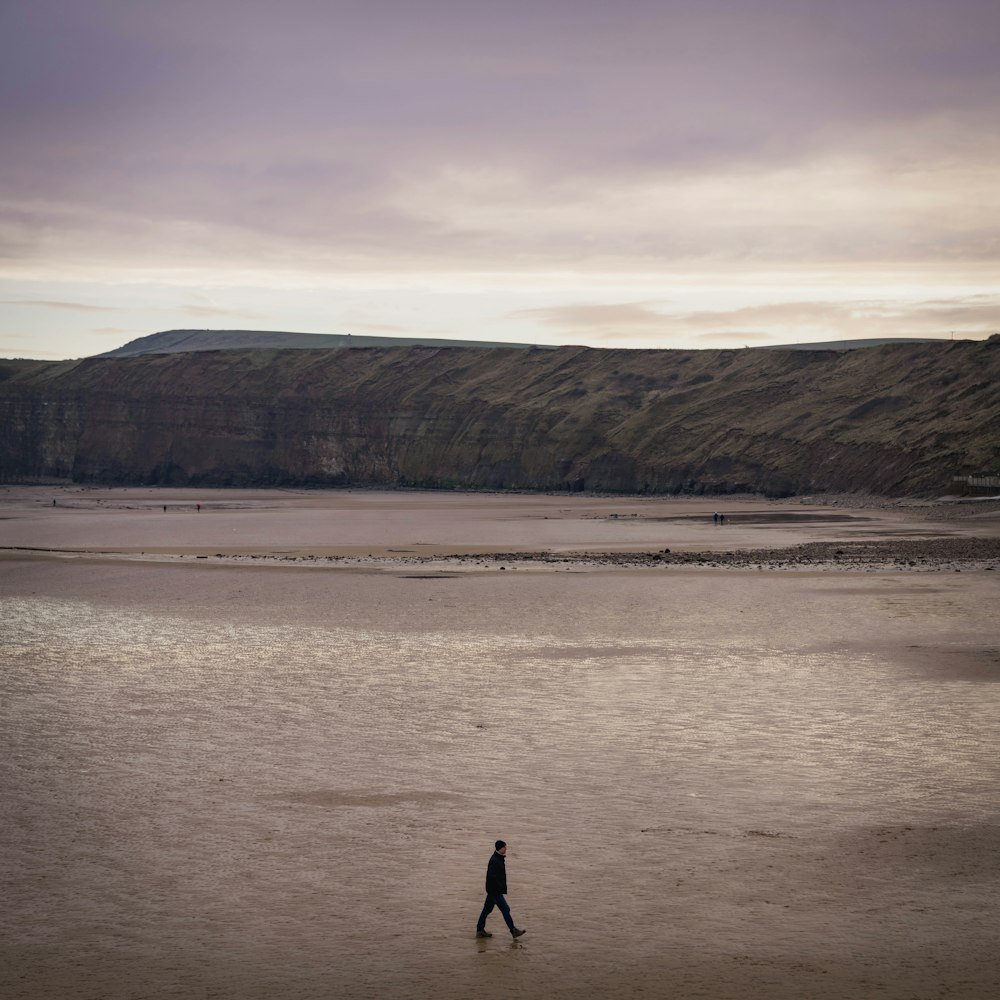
[1,0,998,359]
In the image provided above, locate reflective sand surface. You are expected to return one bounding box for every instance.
[4,485,997,559]
[1,491,998,998]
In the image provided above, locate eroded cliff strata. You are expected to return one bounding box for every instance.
[1,339,997,495]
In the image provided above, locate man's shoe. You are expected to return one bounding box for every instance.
[511,928,526,938]
[476,930,492,938]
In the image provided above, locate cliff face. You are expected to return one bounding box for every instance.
[1,339,998,495]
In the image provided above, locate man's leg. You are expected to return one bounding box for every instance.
[476,895,496,932]
[495,894,516,932]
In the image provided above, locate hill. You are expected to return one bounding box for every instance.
[1,339,998,495]
[98,329,948,359]
[99,328,550,357]
[759,337,948,351]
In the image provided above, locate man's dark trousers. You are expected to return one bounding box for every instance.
[477,892,515,932]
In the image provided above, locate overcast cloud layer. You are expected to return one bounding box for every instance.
[2,0,998,356]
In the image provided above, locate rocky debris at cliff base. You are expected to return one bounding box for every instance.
[6,535,997,573]
[433,536,1000,572]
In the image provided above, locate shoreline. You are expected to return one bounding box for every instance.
[3,534,998,573]
[3,484,998,575]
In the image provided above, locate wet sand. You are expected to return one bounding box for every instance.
[3,484,998,565]
[1,488,998,999]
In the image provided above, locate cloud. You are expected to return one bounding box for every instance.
[1,0,998,284]
[181,304,264,320]
[513,303,671,332]
[0,334,67,358]
[6,2,999,170]
[684,297,1000,343]
[6,139,997,284]
[1,1,998,359]
[514,294,1000,345]
[346,321,450,335]
[2,298,119,312]
[2,297,262,321]
[697,331,775,343]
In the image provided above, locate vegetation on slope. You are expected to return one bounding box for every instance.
[1,338,997,495]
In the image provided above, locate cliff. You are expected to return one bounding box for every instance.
[1,339,998,495]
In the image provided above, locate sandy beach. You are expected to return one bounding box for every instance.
[1,487,998,999]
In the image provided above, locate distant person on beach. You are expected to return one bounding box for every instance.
[475,840,526,939]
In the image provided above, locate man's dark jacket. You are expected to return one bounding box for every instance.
[485,851,507,894]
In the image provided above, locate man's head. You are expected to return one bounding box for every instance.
[495,839,507,855]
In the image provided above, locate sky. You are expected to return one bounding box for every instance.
[1,0,998,359]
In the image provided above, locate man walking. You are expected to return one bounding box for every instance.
[475,840,526,939]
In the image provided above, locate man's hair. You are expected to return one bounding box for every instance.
[495,839,506,850]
